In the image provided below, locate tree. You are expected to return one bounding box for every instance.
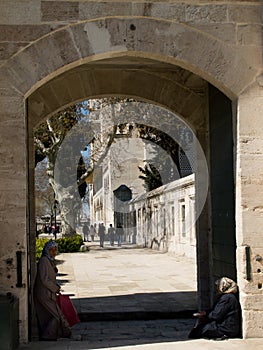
[34,99,192,235]
[35,160,55,222]
[100,101,192,191]
[34,100,118,236]
[138,163,163,191]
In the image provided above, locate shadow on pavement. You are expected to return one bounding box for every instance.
[68,292,197,346]
[72,291,197,321]
[71,317,195,347]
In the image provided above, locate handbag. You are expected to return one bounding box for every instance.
[56,294,80,327]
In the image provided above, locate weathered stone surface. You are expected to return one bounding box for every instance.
[0,95,24,115]
[0,0,41,25]
[3,28,82,94]
[237,24,263,46]
[228,4,263,24]
[145,3,186,21]
[242,310,263,338]
[28,84,60,121]
[41,1,79,22]
[79,2,132,20]
[185,4,227,23]
[239,137,263,155]
[190,23,237,44]
[0,24,63,42]
[257,74,263,87]
[237,90,263,141]
[236,85,263,341]
[0,42,28,60]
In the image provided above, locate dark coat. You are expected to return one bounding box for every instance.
[202,293,241,338]
[116,226,124,236]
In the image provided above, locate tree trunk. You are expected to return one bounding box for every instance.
[48,163,81,237]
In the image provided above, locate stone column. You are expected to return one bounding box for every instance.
[236,80,263,338]
[0,73,28,343]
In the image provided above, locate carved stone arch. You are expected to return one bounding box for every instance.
[2,17,257,102]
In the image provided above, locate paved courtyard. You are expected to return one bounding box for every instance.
[20,244,263,349]
[56,243,198,318]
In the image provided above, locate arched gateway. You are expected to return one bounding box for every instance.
[0,9,262,345]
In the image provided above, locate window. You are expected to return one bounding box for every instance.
[171,206,175,236]
[181,204,186,237]
[179,200,186,239]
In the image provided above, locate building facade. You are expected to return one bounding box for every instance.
[90,129,148,227]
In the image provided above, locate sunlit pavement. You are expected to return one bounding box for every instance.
[56,242,198,318]
[20,243,263,349]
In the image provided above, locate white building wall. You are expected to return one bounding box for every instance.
[129,174,196,261]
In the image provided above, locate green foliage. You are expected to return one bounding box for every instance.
[139,163,163,191]
[36,235,84,260]
[36,238,49,261]
[55,235,83,253]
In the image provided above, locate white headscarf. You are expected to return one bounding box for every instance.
[215,277,238,294]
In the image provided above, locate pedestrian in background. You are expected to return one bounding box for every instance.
[116,223,124,247]
[90,224,95,242]
[52,225,57,239]
[82,223,89,242]
[98,223,106,247]
[94,223,98,238]
[108,224,115,246]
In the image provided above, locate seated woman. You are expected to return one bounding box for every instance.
[34,240,71,341]
[189,277,242,340]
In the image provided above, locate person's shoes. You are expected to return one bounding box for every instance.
[213,335,229,341]
[71,334,82,341]
[221,335,229,340]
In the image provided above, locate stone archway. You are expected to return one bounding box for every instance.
[0,16,261,343]
[3,17,256,99]
[27,62,234,342]
[27,54,212,307]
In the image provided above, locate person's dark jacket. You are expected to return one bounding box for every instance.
[202,293,241,338]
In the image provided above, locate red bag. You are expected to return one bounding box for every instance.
[56,294,80,327]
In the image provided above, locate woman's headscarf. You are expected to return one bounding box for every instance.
[42,240,58,261]
[215,277,238,294]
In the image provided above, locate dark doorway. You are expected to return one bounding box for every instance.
[209,84,237,284]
